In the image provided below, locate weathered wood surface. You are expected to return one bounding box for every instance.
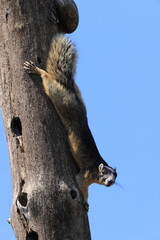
[0,0,91,239]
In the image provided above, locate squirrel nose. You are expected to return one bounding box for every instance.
[106,180,114,187]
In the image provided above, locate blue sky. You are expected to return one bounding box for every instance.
[1,0,160,239]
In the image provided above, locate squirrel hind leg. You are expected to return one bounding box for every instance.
[24,61,48,78]
[24,61,39,74]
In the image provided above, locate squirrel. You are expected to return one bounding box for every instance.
[24,34,117,208]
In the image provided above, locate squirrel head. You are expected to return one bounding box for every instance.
[98,163,117,187]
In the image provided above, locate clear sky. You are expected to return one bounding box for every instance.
[0,0,160,239]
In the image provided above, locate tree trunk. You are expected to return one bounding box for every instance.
[0,0,91,239]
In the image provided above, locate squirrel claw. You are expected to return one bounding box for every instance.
[23,61,37,74]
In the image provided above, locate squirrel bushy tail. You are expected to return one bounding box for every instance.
[46,34,77,86]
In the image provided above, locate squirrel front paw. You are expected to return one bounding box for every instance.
[83,200,89,212]
[24,61,37,74]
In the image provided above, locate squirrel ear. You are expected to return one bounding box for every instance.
[98,163,104,173]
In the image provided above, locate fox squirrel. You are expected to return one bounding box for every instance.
[24,34,117,207]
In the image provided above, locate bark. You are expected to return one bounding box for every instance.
[0,0,91,239]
